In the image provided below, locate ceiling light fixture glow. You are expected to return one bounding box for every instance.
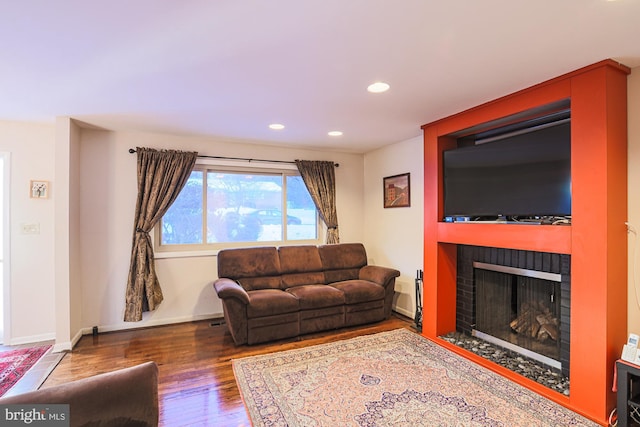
[367,81,390,93]
[269,123,285,130]
[328,131,343,136]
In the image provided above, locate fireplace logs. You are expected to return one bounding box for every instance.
[509,301,559,342]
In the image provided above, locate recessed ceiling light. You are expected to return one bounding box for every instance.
[367,81,390,93]
[328,131,343,137]
[269,123,285,130]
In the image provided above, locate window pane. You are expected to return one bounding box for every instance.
[286,175,317,240]
[207,172,283,243]
[161,171,203,244]
[157,167,320,250]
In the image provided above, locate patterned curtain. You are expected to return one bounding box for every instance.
[295,160,339,244]
[124,147,198,322]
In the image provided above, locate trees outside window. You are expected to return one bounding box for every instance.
[158,166,319,250]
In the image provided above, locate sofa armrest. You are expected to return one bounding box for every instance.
[213,278,250,345]
[213,278,250,305]
[360,265,400,319]
[0,361,159,427]
[359,265,400,287]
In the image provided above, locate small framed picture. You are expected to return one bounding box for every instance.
[30,180,49,199]
[383,173,410,208]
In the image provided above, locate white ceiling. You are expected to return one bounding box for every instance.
[1,0,639,153]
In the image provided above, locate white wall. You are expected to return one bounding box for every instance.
[363,135,423,319]
[0,120,57,344]
[78,129,366,332]
[628,66,640,334]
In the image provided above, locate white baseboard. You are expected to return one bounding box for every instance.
[51,329,83,353]
[52,342,72,353]
[393,306,415,319]
[9,332,56,347]
[80,312,225,336]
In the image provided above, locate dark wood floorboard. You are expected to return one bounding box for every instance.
[43,314,414,427]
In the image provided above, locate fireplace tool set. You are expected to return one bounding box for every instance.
[414,269,423,332]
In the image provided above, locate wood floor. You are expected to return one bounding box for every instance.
[43,315,414,427]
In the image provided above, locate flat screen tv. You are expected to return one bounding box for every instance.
[442,120,571,219]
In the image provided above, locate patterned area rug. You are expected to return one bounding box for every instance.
[233,329,598,426]
[0,345,51,397]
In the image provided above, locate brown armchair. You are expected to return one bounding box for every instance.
[0,361,159,427]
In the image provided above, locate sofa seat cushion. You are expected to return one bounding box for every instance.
[246,289,299,318]
[285,284,345,310]
[331,280,385,304]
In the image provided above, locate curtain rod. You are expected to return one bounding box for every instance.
[127,148,339,167]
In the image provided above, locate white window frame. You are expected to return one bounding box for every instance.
[154,159,323,258]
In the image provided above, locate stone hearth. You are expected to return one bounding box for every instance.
[442,331,570,396]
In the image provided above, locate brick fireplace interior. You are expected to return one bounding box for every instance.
[421,60,629,424]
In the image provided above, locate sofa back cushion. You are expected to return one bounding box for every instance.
[278,245,325,288]
[217,247,282,291]
[319,243,367,283]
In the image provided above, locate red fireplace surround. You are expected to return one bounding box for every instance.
[421,59,629,425]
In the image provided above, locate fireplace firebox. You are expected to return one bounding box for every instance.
[455,245,570,378]
[474,262,562,369]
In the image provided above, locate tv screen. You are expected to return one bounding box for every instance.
[443,120,571,219]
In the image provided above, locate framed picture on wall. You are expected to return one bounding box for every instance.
[30,180,49,199]
[383,173,410,208]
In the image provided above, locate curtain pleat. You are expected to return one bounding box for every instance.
[295,160,339,244]
[124,147,198,321]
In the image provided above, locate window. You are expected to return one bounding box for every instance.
[156,164,320,251]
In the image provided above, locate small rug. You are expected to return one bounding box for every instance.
[233,329,598,426]
[0,345,51,397]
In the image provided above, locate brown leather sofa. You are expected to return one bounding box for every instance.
[213,243,400,345]
[0,361,159,427]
